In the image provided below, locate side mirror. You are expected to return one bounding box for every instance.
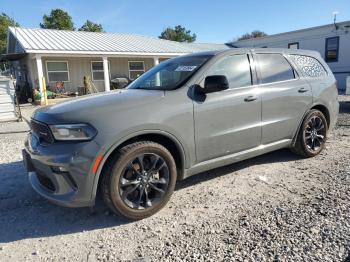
[203,75,229,93]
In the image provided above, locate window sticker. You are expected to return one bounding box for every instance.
[175,65,197,72]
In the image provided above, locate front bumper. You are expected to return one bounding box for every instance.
[23,132,101,207]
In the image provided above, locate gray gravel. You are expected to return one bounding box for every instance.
[0,97,349,261]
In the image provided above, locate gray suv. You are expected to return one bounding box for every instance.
[23,49,339,220]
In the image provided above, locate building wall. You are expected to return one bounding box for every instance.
[28,56,158,93]
[232,21,350,90]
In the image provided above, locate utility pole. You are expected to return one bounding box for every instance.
[333,11,339,30]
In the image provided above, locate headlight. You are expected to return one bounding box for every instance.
[49,124,97,141]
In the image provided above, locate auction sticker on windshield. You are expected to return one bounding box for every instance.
[175,65,197,72]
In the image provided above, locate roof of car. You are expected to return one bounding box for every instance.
[248,48,320,56]
[183,48,321,58]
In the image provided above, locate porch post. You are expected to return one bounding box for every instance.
[153,57,160,86]
[35,54,44,103]
[102,56,110,92]
[153,57,159,66]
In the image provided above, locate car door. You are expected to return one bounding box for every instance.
[253,52,313,144]
[193,52,262,163]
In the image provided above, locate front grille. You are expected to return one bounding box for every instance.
[30,119,54,144]
[37,173,56,192]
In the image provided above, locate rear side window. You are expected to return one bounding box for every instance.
[289,55,327,78]
[206,54,252,89]
[256,53,295,84]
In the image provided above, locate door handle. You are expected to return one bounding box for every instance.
[298,87,308,93]
[244,95,258,102]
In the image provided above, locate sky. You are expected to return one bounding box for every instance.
[1,0,350,43]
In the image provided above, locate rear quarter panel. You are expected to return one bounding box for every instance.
[305,54,339,129]
[311,77,339,129]
[287,50,339,130]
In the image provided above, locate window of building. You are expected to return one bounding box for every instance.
[206,54,252,89]
[46,61,69,82]
[288,42,299,49]
[91,61,110,81]
[325,37,339,62]
[289,54,327,78]
[256,53,295,84]
[129,61,145,80]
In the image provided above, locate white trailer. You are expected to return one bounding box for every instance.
[231,20,350,92]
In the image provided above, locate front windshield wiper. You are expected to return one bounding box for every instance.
[130,86,172,90]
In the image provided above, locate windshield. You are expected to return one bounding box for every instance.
[127,55,213,90]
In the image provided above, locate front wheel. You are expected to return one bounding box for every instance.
[101,141,177,220]
[291,109,328,157]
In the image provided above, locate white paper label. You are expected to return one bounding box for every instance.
[175,65,197,72]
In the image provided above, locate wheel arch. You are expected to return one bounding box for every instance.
[91,130,187,200]
[310,104,330,128]
[291,103,331,146]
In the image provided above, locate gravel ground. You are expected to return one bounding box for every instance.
[0,97,349,262]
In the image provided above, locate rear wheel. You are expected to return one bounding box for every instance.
[101,141,177,220]
[291,109,328,157]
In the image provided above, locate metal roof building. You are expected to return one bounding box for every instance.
[4,27,229,103]
[7,27,228,55]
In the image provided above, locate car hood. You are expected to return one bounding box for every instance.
[32,89,165,124]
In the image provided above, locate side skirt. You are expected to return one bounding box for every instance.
[183,139,292,179]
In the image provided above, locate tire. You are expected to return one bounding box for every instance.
[101,141,177,220]
[291,109,328,157]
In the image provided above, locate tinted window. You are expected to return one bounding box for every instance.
[91,61,110,81]
[289,55,327,78]
[46,61,69,82]
[128,61,145,80]
[325,37,339,62]
[256,53,295,84]
[206,54,252,89]
[47,61,68,71]
[288,42,299,49]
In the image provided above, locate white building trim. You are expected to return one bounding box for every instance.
[35,54,44,102]
[25,50,188,57]
[102,56,110,92]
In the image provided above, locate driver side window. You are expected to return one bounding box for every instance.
[206,54,252,89]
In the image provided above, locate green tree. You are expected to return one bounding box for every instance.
[0,13,19,54]
[40,9,74,30]
[78,20,104,32]
[238,30,268,41]
[159,25,196,43]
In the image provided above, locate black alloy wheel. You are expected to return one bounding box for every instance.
[304,115,327,152]
[291,109,328,157]
[102,141,177,220]
[119,153,170,209]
